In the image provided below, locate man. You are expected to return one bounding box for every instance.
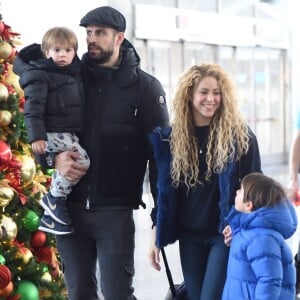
[290,113,300,201]
[289,111,300,295]
[53,6,169,300]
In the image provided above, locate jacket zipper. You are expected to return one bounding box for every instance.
[85,86,102,210]
[86,197,90,209]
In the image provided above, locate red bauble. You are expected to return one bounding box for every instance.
[7,293,20,300]
[50,261,60,278]
[32,246,53,264]
[0,265,11,289]
[0,141,12,165]
[0,280,13,297]
[0,22,4,35]
[30,230,47,248]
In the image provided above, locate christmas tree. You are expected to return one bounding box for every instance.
[0,17,67,300]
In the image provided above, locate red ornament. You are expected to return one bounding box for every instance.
[19,96,25,111]
[7,294,21,300]
[4,172,21,191]
[0,280,13,297]
[30,230,47,248]
[50,261,60,278]
[0,141,12,165]
[0,21,4,35]
[32,246,53,265]
[0,265,11,289]
[7,46,16,61]
[1,22,20,42]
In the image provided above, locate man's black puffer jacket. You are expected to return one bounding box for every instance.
[69,39,170,210]
[13,43,84,143]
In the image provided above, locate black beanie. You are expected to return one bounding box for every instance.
[80,6,126,32]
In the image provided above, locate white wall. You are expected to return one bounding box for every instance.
[1,0,108,56]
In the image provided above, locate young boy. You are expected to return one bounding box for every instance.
[13,27,90,235]
[222,173,297,300]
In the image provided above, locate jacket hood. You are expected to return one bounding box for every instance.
[81,38,140,87]
[13,43,82,77]
[226,199,298,239]
[120,39,140,66]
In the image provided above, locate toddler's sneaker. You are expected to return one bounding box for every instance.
[38,212,73,235]
[40,193,71,225]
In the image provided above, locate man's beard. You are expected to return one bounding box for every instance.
[88,47,114,65]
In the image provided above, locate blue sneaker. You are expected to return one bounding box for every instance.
[39,193,71,225]
[38,213,73,235]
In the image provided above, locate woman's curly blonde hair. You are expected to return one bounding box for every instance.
[170,63,249,188]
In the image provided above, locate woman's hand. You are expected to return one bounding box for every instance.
[55,151,88,182]
[223,225,232,247]
[289,177,300,202]
[148,227,161,271]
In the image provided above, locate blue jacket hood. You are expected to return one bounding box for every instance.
[227,200,297,240]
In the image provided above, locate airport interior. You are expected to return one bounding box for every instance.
[2,0,300,299]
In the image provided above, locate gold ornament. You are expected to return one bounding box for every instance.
[5,64,24,98]
[0,42,13,59]
[16,247,33,264]
[0,215,17,240]
[16,154,36,185]
[0,83,8,102]
[0,110,12,127]
[0,186,14,207]
[41,272,52,282]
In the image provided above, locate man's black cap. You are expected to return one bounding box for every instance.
[80,6,126,32]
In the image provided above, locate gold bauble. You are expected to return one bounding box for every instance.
[41,272,52,282]
[0,83,9,102]
[17,155,36,185]
[5,64,24,98]
[0,186,14,207]
[0,110,12,126]
[0,215,17,240]
[16,247,33,264]
[0,41,13,59]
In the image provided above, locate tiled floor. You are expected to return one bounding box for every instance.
[133,194,182,300]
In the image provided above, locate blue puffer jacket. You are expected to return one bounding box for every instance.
[222,201,297,300]
[149,126,262,248]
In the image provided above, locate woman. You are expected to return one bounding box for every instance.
[148,63,262,300]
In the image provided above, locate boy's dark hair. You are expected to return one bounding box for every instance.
[242,172,287,210]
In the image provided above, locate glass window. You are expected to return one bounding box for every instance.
[133,0,176,7]
[133,39,147,71]
[218,46,236,80]
[236,48,254,126]
[235,47,286,162]
[177,0,217,12]
[221,0,254,17]
[183,43,216,70]
[147,41,183,111]
[253,48,285,159]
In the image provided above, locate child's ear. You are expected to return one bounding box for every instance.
[245,200,254,212]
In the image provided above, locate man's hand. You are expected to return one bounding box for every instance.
[55,151,88,182]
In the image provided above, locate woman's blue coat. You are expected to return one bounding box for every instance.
[149,126,262,248]
[222,201,297,300]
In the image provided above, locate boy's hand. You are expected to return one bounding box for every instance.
[223,225,232,247]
